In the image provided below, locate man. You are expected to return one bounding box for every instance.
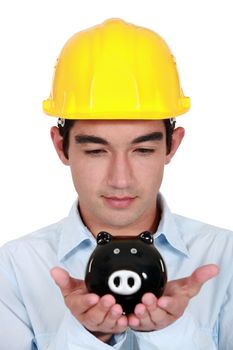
[0,18,232,349]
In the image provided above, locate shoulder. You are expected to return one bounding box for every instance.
[174,213,233,236]
[0,219,65,264]
[173,213,233,254]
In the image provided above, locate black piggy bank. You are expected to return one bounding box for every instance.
[85,231,167,314]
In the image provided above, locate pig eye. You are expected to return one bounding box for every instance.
[130,248,137,254]
[113,248,120,254]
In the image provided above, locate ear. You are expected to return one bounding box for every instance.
[96,231,112,245]
[50,126,69,165]
[139,231,153,244]
[165,127,185,164]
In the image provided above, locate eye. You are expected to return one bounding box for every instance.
[130,248,137,254]
[114,248,120,254]
[134,148,155,155]
[84,149,107,155]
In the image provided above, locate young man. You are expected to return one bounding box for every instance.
[0,19,232,349]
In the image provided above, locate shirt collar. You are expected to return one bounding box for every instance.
[58,194,190,261]
[57,200,96,261]
[155,194,190,257]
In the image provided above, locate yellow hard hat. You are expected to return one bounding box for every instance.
[43,19,190,119]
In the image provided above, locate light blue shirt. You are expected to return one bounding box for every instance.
[0,195,233,349]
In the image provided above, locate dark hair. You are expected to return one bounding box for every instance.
[58,119,75,159]
[58,118,176,159]
[164,118,176,154]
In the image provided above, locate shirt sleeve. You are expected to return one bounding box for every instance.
[0,257,127,350]
[133,310,217,350]
[218,273,233,350]
[0,266,35,349]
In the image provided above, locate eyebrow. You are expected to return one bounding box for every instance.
[75,135,108,145]
[74,131,163,146]
[131,132,163,144]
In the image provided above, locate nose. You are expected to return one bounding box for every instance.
[107,153,133,189]
[108,270,141,295]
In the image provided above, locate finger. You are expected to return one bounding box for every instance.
[142,293,158,311]
[129,294,157,329]
[133,303,155,330]
[129,300,173,331]
[150,309,175,330]
[127,313,140,328]
[115,313,128,330]
[66,292,100,317]
[187,264,219,297]
[101,304,128,332]
[91,305,128,337]
[50,267,86,297]
[83,298,128,333]
[165,264,219,298]
[157,295,188,318]
[189,264,219,286]
[83,295,116,329]
[142,294,175,330]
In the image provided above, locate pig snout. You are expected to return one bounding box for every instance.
[108,270,141,295]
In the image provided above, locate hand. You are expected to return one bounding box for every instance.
[128,264,219,331]
[50,267,128,342]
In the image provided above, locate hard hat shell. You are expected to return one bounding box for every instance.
[43,19,190,119]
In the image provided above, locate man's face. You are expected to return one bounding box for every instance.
[52,120,184,236]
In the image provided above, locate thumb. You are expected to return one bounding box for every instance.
[188,264,219,297]
[50,267,86,297]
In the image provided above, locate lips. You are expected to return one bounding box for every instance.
[103,196,136,209]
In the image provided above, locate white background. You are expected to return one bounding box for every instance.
[0,0,233,246]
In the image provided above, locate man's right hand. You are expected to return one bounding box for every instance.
[50,267,128,343]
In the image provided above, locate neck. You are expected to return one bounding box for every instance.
[78,201,161,238]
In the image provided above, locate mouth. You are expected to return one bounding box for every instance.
[102,196,136,209]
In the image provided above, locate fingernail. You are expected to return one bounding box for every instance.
[138,308,146,316]
[158,299,168,308]
[87,295,99,306]
[102,299,114,308]
[144,295,154,306]
[111,309,119,317]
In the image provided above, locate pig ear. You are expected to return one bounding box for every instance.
[96,231,112,245]
[139,231,153,244]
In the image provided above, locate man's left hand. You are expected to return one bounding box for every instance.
[128,264,219,331]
